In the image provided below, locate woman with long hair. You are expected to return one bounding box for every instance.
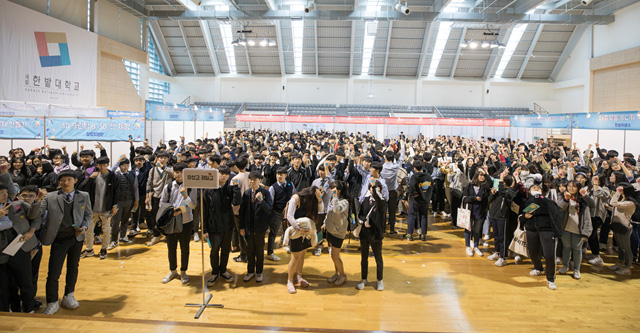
[321,180,350,286]
[462,170,491,257]
[9,157,31,189]
[285,185,322,294]
[28,160,58,192]
[356,178,387,291]
[607,183,638,275]
[587,174,611,266]
[557,180,594,280]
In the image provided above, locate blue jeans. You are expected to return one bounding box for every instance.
[561,230,584,271]
[406,202,428,235]
[465,218,483,248]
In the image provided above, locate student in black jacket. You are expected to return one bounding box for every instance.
[462,170,491,257]
[203,166,237,286]
[78,156,119,260]
[129,155,152,237]
[28,160,58,192]
[404,160,433,241]
[356,179,386,292]
[109,158,138,248]
[487,172,516,266]
[239,171,273,283]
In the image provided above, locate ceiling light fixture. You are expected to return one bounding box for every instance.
[468,40,479,48]
[481,40,490,48]
[259,38,268,47]
[460,40,468,48]
[247,39,255,46]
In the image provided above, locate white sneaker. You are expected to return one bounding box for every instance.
[547,281,557,290]
[487,252,499,261]
[495,258,507,267]
[530,269,543,276]
[334,275,347,286]
[555,257,563,265]
[483,234,490,241]
[482,241,490,247]
[162,271,178,284]
[474,248,483,257]
[107,241,118,251]
[615,268,631,275]
[375,280,384,291]
[194,233,200,242]
[466,247,474,257]
[470,240,475,248]
[356,279,367,290]
[267,253,281,261]
[284,246,291,254]
[43,301,60,315]
[514,255,522,264]
[181,271,190,284]
[147,236,161,247]
[314,247,322,256]
[588,257,604,265]
[573,270,581,280]
[207,275,218,287]
[327,273,339,283]
[61,293,79,310]
[256,274,264,283]
[243,273,255,282]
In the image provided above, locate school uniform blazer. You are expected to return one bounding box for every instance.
[32,190,93,246]
[238,187,273,235]
[0,200,41,264]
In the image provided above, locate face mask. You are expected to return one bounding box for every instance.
[521,171,530,176]
[530,190,541,196]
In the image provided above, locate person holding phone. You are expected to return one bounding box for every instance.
[356,175,387,292]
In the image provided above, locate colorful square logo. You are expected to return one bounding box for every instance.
[34,32,71,67]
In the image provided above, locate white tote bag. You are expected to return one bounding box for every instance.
[509,220,529,257]
[457,200,471,231]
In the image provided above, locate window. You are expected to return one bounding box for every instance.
[220,23,237,73]
[123,60,140,93]
[149,79,170,102]
[148,32,165,74]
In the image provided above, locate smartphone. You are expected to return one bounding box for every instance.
[129,135,133,139]
[72,224,83,231]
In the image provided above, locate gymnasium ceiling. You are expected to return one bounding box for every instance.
[110,0,639,80]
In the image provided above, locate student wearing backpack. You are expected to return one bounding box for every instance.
[404,160,433,241]
[487,172,516,266]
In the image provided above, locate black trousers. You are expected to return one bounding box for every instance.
[46,236,83,304]
[432,179,445,213]
[111,200,134,241]
[267,211,283,255]
[526,230,557,282]
[450,194,462,226]
[166,222,193,272]
[131,198,146,230]
[387,189,398,233]
[149,197,162,237]
[8,243,43,312]
[232,215,247,256]
[589,217,603,256]
[360,238,383,281]
[0,249,35,313]
[246,232,266,274]
[209,230,232,276]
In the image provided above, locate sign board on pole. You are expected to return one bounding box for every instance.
[183,168,219,189]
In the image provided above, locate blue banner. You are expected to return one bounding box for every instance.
[45,118,144,141]
[510,114,572,128]
[0,117,44,139]
[196,108,224,121]
[573,111,640,130]
[146,100,195,121]
[107,110,144,118]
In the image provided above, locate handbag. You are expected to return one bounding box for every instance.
[452,188,463,198]
[354,205,374,238]
[457,198,471,231]
[509,219,529,257]
[155,202,183,235]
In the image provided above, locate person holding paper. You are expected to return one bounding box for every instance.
[0,184,42,313]
[33,170,93,315]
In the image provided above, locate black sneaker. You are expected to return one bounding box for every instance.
[99,249,107,260]
[233,255,247,263]
[420,234,426,241]
[404,234,414,241]
[220,272,234,282]
[388,230,398,235]
[33,299,43,310]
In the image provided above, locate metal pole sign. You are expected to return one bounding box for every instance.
[182,168,222,318]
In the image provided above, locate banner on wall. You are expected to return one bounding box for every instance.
[286,115,334,123]
[572,111,640,130]
[0,117,44,139]
[386,117,435,125]
[146,100,195,121]
[45,118,144,141]
[107,110,144,118]
[436,118,484,126]
[0,0,97,106]
[196,108,224,121]
[510,114,572,128]
[236,114,285,122]
[335,116,385,124]
[484,119,510,127]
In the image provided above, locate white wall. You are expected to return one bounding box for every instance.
[593,2,640,58]
[421,81,483,107]
[96,0,143,50]
[552,85,586,114]
[286,79,348,104]
[352,79,416,105]
[486,82,552,108]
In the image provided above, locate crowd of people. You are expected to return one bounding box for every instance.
[1,129,639,315]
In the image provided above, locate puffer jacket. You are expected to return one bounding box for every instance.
[488,184,517,221]
[590,186,611,222]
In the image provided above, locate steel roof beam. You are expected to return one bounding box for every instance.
[517,23,544,79]
[450,26,467,78]
[482,27,509,80]
[416,22,434,78]
[148,10,615,24]
[514,0,546,14]
[149,21,176,76]
[383,22,393,76]
[200,20,221,76]
[178,21,198,74]
[549,25,587,82]
[275,21,286,76]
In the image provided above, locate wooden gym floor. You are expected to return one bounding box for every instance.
[2,215,640,332]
